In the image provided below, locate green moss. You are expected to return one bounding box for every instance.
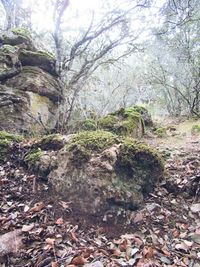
[155,127,167,137]
[11,28,31,39]
[0,44,16,54]
[119,137,164,169]
[98,115,118,130]
[0,131,23,142]
[24,148,44,164]
[66,130,119,154]
[39,134,66,150]
[82,119,97,131]
[99,108,144,136]
[0,131,23,161]
[192,124,200,133]
[21,49,55,61]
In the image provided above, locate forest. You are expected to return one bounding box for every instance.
[0,0,199,266]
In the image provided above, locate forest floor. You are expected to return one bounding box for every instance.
[0,119,200,267]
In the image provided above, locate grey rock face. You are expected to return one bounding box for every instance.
[0,29,62,134]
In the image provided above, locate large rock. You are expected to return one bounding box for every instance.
[98,108,144,138]
[47,131,164,215]
[0,28,62,134]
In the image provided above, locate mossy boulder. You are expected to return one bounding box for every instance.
[48,130,164,216]
[35,134,74,150]
[81,119,97,131]
[0,28,62,134]
[19,50,57,76]
[0,131,23,162]
[5,66,62,102]
[0,28,35,51]
[98,107,145,138]
[130,106,153,127]
[24,148,57,178]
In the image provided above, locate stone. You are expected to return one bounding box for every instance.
[48,130,164,215]
[98,107,145,138]
[0,28,62,134]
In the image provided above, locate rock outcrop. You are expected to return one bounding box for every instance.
[81,106,153,138]
[48,131,164,214]
[0,28,62,134]
[23,131,164,215]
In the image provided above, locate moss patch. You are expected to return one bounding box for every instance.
[38,134,67,150]
[191,124,200,134]
[20,49,55,63]
[82,119,97,131]
[119,137,164,168]
[155,127,167,137]
[0,131,23,142]
[24,148,45,165]
[98,115,118,131]
[99,107,144,137]
[11,28,32,39]
[64,130,119,164]
[0,131,23,161]
[66,130,119,154]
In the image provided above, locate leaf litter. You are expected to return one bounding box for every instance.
[0,138,200,266]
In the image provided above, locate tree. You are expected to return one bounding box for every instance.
[49,0,152,130]
[146,0,200,116]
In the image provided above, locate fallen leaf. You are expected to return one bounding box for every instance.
[143,246,154,259]
[22,223,34,232]
[51,261,59,267]
[30,202,45,213]
[55,217,63,225]
[71,256,87,265]
[46,238,55,246]
[190,234,200,244]
[190,203,200,213]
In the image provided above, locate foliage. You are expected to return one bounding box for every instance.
[191,124,200,134]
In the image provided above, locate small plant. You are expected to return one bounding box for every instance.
[191,124,200,134]
[155,127,167,137]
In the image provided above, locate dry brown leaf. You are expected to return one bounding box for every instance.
[46,238,55,246]
[55,217,63,225]
[161,247,171,257]
[172,229,180,238]
[143,263,158,267]
[29,202,44,213]
[133,212,144,223]
[71,255,87,265]
[70,231,78,242]
[175,242,189,252]
[22,223,34,232]
[119,238,131,252]
[112,249,121,257]
[143,246,154,259]
[51,261,59,267]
